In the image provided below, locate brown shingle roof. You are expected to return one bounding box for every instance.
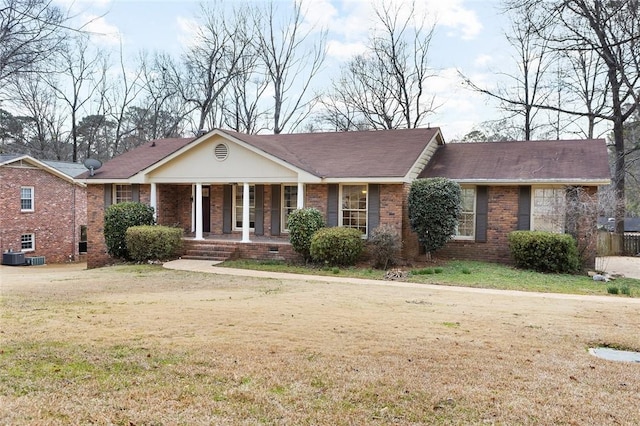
[78,138,195,179]
[82,128,441,180]
[223,128,441,178]
[419,139,611,183]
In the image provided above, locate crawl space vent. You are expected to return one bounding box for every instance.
[214,143,229,161]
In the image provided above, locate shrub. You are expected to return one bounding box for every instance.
[367,224,402,269]
[310,227,364,266]
[126,225,183,262]
[287,208,325,262]
[408,178,461,256]
[104,202,155,259]
[508,230,580,273]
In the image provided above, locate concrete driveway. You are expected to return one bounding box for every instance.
[597,256,640,279]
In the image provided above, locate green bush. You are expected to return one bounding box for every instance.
[104,202,155,259]
[408,178,461,255]
[287,208,325,262]
[310,227,364,266]
[126,225,183,262]
[508,230,580,273]
[368,224,402,269]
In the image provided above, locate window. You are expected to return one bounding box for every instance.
[455,187,476,239]
[20,187,34,211]
[282,185,298,232]
[21,233,35,251]
[532,187,565,233]
[234,184,255,229]
[341,184,367,235]
[114,185,133,203]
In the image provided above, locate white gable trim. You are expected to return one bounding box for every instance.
[131,129,321,184]
[1,155,85,187]
[404,128,445,181]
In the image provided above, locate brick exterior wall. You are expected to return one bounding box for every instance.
[86,182,601,269]
[436,186,519,263]
[1,165,87,264]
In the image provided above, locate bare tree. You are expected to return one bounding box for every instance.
[0,0,66,85]
[321,1,435,130]
[254,0,326,134]
[461,4,555,140]
[46,35,105,162]
[181,3,252,134]
[510,0,640,234]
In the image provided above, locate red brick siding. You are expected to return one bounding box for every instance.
[0,166,87,263]
[435,186,518,263]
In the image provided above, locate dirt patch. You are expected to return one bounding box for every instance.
[2,263,640,425]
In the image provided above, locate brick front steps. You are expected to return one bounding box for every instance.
[181,240,239,262]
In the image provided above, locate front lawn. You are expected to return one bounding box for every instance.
[218,259,640,297]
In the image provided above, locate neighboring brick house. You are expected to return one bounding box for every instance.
[1,155,87,264]
[78,128,610,269]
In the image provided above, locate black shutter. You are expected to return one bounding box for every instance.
[132,184,140,202]
[475,186,488,242]
[367,184,380,235]
[271,185,281,236]
[517,186,531,230]
[255,185,264,235]
[223,185,233,234]
[327,184,339,226]
[104,184,112,207]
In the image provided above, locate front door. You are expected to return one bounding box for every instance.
[202,186,211,233]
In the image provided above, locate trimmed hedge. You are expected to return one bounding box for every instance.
[287,208,325,262]
[104,202,155,259]
[310,227,364,266]
[125,225,184,262]
[508,230,580,273]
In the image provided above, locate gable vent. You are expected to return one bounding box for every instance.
[214,143,229,161]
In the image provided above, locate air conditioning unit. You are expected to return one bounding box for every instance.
[2,252,25,266]
[26,256,46,266]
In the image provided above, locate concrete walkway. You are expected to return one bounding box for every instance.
[162,256,640,303]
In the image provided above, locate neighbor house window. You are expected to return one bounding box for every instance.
[21,233,35,251]
[114,184,133,203]
[455,187,476,239]
[282,185,298,232]
[20,187,34,211]
[532,187,565,233]
[341,184,367,235]
[234,184,255,229]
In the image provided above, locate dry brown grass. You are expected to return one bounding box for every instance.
[2,263,640,425]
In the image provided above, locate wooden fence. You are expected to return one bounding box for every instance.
[598,232,640,256]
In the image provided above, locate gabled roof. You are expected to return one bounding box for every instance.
[419,139,611,185]
[1,154,86,186]
[79,128,444,182]
[77,137,195,180]
[223,128,443,178]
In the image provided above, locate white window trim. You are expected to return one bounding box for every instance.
[113,184,133,204]
[281,184,298,233]
[339,183,369,237]
[233,184,255,231]
[531,186,566,233]
[21,233,35,252]
[20,186,34,212]
[454,186,476,240]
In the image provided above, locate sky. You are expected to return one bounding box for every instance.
[57,0,513,139]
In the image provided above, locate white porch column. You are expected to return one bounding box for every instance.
[242,182,251,242]
[150,183,157,222]
[195,183,204,240]
[297,182,304,209]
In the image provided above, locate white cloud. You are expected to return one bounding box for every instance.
[80,14,122,46]
[326,40,368,61]
[474,54,493,68]
[176,15,200,49]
